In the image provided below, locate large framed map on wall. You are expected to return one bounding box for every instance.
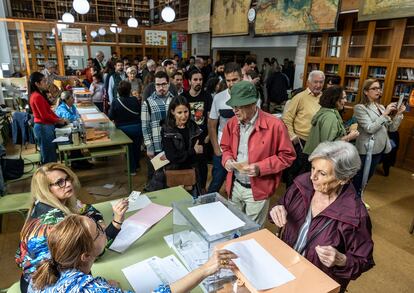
[255,0,340,36]
[212,0,252,37]
[359,0,414,21]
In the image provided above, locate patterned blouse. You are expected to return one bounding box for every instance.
[15,201,120,283]
[27,269,172,293]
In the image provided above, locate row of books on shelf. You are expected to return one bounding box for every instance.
[394,83,413,97]
[345,79,359,92]
[368,67,386,79]
[346,65,361,76]
[396,68,414,81]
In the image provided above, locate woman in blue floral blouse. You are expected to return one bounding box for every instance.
[29,215,237,293]
[16,163,129,292]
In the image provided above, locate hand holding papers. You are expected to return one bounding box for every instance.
[188,201,245,236]
[110,203,172,253]
[151,151,170,171]
[110,191,151,213]
[224,239,295,290]
[122,255,189,293]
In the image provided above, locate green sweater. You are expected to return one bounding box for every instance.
[303,107,346,155]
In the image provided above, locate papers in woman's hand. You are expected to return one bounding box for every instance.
[110,191,151,213]
[151,151,170,171]
[109,203,172,253]
[122,255,188,293]
[224,239,295,290]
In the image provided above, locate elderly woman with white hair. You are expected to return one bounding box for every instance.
[126,66,143,99]
[270,141,374,293]
[55,91,80,122]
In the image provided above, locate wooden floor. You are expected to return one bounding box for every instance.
[0,147,413,292]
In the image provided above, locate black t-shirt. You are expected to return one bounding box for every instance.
[182,90,211,137]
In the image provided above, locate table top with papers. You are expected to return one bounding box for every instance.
[91,186,204,293]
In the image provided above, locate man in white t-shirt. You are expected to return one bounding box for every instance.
[207,62,242,193]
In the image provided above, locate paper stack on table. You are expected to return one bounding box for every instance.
[122,255,189,293]
[188,201,245,236]
[110,203,172,253]
[224,239,295,290]
[77,107,99,114]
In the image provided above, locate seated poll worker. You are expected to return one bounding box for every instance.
[270,141,374,292]
[29,214,237,293]
[55,91,80,122]
[220,81,296,226]
[16,163,128,293]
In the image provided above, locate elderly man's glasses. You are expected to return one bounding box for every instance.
[49,176,71,188]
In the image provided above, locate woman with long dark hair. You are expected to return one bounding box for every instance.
[29,72,66,164]
[161,96,204,195]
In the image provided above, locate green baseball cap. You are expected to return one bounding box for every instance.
[226,80,258,107]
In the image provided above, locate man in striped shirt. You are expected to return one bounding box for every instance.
[141,71,174,182]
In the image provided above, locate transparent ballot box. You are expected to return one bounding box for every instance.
[172,193,260,292]
[73,89,93,106]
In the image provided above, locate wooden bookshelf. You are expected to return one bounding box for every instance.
[8,0,153,25]
[305,14,414,169]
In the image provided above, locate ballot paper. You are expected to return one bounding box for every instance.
[110,203,172,253]
[52,136,69,143]
[122,255,189,293]
[150,151,170,171]
[224,239,295,290]
[84,113,106,120]
[188,201,245,236]
[77,107,99,114]
[110,192,152,213]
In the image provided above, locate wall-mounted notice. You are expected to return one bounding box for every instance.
[145,30,168,46]
[61,28,82,43]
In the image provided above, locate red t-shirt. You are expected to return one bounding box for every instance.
[30,91,60,125]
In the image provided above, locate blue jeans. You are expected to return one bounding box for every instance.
[33,123,57,164]
[207,154,227,193]
[118,123,142,172]
[352,153,383,197]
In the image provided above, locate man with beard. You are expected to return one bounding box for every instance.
[108,59,126,104]
[182,70,211,193]
[208,60,225,82]
[142,71,175,186]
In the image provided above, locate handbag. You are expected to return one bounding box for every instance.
[1,156,24,180]
[165,168,196,187]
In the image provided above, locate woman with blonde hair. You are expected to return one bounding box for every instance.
[16,163,128,293]
[29,214,237,293]
[352,79,405,198]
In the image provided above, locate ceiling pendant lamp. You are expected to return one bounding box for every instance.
[90,30,98,38]
[161,6,175,23]
[98,28,106,36]
[110,24,122,33]
[62,12,75,23]
[73,0,90,15]
[127,17,138,28]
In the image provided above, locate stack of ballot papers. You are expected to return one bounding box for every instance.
[188,201,245,236]
[224,239,295,290]
[77,107,99,114]
[122,255,189,293]
[110,203,172,253]
[110,191,152,213]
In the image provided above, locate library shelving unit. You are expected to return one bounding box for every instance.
[304,14,414,168]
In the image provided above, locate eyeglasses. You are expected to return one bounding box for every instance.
[93,220,105,241]
[369,87,382,91]
[49,176,71,188]
[155,83,169,88]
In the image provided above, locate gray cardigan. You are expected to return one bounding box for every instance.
[354,103,403,155]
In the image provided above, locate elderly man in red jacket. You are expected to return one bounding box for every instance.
[220,81,296,226]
